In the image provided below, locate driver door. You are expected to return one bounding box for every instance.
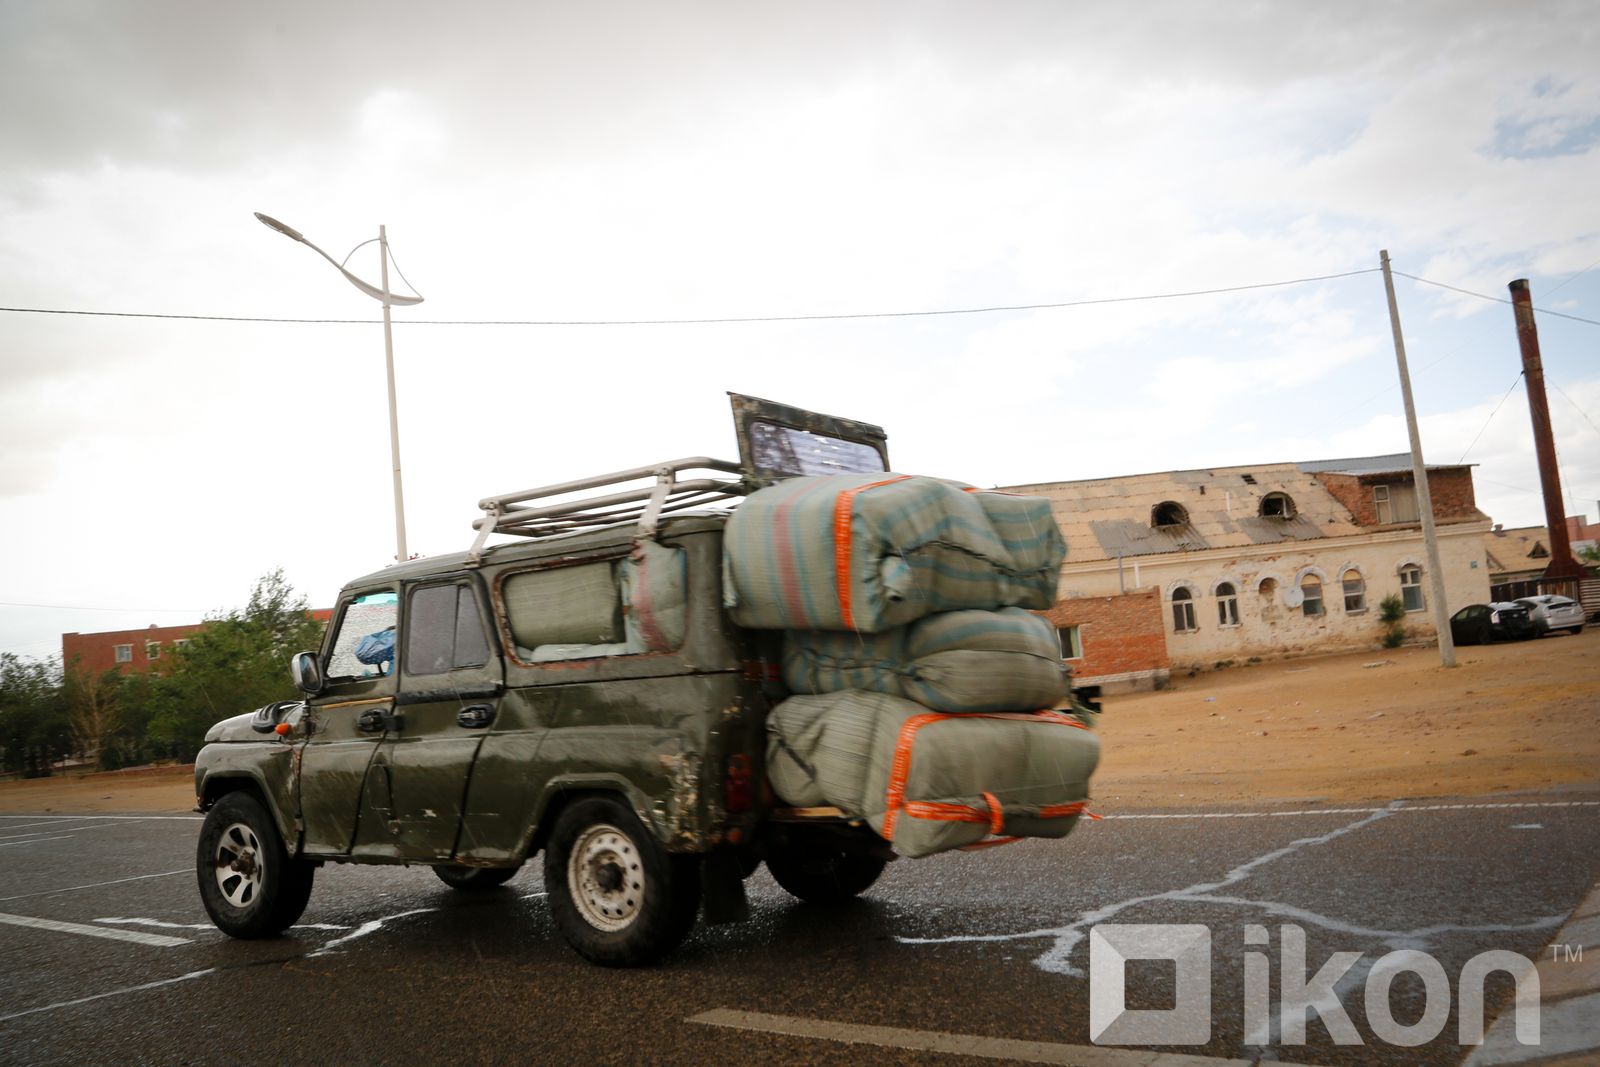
[298,589,398,855]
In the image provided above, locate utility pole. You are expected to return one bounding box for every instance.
[1380,250,1456,667]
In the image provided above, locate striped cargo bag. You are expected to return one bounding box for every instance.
[766,691,1100,858]
[783,607,1069,713]
[723,474,1065,633]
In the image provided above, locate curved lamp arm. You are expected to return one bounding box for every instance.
[254,212,423,307]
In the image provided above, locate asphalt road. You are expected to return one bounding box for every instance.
[2,792,1597,1067]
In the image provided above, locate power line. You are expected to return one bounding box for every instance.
[1458,373,1524,464]
[0,268,1384,327]
[1393,272,1600,327]
[1550,381,1600,440]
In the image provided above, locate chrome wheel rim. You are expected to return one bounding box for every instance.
[568,823,643,932]
[213,821,264,909]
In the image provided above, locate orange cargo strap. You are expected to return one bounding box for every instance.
[831,475,911,631]
[880,709,1091,841]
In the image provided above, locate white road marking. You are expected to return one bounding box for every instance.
[0,822,109,837]
[93,916,352,932]
[309,907,435,957]
[688,1008,1257,1066]
[0,868,189,903]
[0,835,75,848]
[1104,801,1600,820]
[0,911,190,947]
[0,968,216,1024]
[0,814,202,822]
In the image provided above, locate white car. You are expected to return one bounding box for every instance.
[1514,594,1586,636]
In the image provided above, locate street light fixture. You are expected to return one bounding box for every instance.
[255,212,422,563]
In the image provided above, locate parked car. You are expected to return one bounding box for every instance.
[1449,602,1537,645]
[1514,594,1587,636]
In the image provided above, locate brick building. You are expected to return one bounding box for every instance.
[63,609,335,678]
[1009,453,1493,688]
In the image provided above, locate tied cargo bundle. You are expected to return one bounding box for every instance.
[722,474,1065,633]
[767,690,1099,858]
[783,607,1069,713]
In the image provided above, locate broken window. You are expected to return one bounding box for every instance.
[1400,565,1425,612]
[1152,501,1189,528]
[1260,492,1296,519]
[1342,570,1367,613]
[1171,587,1197,632]
[1057,625,1083,659]
[1216,582,1239,626]
[1301,575,1324,617]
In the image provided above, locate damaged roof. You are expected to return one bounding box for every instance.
[1483,525,1550,576]
[1007,457,1392,563]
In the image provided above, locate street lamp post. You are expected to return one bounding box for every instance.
[255,213,422,563]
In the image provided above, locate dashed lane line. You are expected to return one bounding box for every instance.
[0,911,190,947]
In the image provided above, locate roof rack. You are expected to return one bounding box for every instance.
[466,456,748,564]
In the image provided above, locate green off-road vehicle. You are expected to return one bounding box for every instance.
[193,395,1096,965]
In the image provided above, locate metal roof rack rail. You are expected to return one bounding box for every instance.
[466,456,747,564]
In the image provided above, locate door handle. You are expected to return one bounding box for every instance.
[358,709,403,733]
[457,704,495,729]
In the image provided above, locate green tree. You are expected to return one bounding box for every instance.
[147,570,326,760]
[0,654,70,777]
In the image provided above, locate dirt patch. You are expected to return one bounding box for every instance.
[3,630,1596,815]
[1094,626,1600,807]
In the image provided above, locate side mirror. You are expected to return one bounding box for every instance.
[289,651,324,695]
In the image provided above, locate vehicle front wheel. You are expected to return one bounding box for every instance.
[766,831,887,904]
[196,791,314,938]
[543,796,700,966]
[433,864,521,891]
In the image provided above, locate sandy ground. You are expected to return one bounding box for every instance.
[3,628,1596,815]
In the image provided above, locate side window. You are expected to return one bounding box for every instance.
[325,591,400,681]
[406,583,491,676]
[500,545,687,663]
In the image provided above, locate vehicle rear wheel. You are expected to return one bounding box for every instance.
[543,796,700,966]
[433,864,521,891]
[766,832,887,904]
[196,791,314,938]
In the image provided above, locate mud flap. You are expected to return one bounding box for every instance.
[700,850,750,925]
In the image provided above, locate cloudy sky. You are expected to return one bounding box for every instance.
[2,1,1597,659]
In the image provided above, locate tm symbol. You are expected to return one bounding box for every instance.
[1549,944,1584,963]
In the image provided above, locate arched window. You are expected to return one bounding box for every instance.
[1260,492,1297,519]
[1342,570,1366,613]
[1216,582,1239,626]
[1152,501,1190,528]
[1400,564,1425,611]
[1301,574,1324,617]
[1171,587,1197,632]
[1258,577,1278,598]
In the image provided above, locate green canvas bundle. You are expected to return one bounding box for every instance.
[783,607,1069,713]
[723,474,1065,633]
[766,690,1100,858]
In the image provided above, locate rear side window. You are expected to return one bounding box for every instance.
[406,584,491,676]
[500,545,687,663]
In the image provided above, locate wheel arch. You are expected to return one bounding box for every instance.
[198,772,296,852]
[518,776,666,862]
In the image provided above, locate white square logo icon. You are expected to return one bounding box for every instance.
[1089,923,1212,1045]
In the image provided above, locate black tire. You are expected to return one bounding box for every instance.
[766,833,887,904]
[196,791,314,938]
[542,796,700,967]
[433,864,521,891]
